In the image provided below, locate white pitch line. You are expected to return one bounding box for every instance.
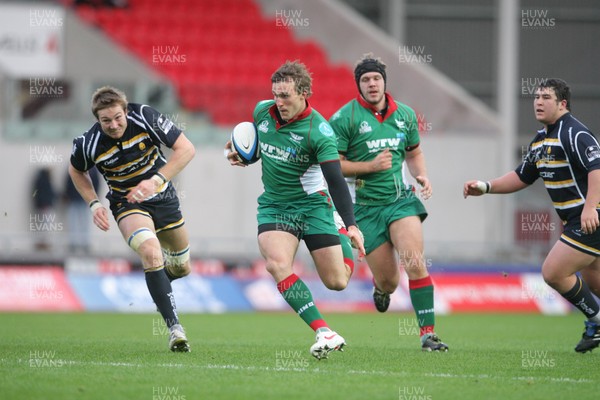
[5,358,594,384]
[424,372,593,384]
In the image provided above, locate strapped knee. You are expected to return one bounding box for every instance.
[163,246,191,278]
[127,228,157,252]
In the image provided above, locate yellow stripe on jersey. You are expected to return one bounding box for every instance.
[110,186,128,193]
[544,179,574,188]
[552,198,585,209]
[531,138,560,149]
[530,138,560,149]
[96,146,119,163]
[536,160,568,168]
[102,146,158,173]
[121,133,150,149]
[530,140,543,148]
[95,133,151,167]
[561,234,600,256]
[105,152,159,182]
[108,181,166,196]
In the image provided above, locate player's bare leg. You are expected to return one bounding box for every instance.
[258,230,298,282]
[158,226,191,281]
[390,216,428,280]
[366,242,400,312]
[119,214,189,352]
[312,245,349,290]
[390,216,447,351]
[541,241,594,292]
[367,242,400,292]
[542,241,600,352]
[259,231,345,359]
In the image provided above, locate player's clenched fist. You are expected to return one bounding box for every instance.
[463,180,490,198]
[371,148,393,172]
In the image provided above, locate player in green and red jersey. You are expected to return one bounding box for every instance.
[226,61,365,360]
[330,54,448,351]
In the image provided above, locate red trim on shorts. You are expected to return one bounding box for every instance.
[276,273,300,293]
[409,276,433,290]
[309,319,328,331]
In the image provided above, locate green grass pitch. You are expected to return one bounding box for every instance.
[0,312,597,399]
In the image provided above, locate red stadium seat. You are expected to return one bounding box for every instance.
[73,0,355,126]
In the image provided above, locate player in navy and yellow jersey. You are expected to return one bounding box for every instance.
[330,54,447,352]
[465,78,600,353]
[226,61,365,360]
[69,86,195,352]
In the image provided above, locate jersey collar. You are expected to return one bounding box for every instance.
[269,100,313,130]
[357,92,398,123]
[544,112,570,134]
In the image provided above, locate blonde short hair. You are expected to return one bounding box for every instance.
[91,86,128,119]
[271,61,313,97]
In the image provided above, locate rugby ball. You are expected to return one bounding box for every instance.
[231,121,260,165]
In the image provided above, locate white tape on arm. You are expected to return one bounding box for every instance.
[89,199,103,213]
[475,180,491,194]
[150,174,166,187]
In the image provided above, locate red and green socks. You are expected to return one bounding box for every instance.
[277,273,328,331]
[338,227,355,275]
[409,275,435,338]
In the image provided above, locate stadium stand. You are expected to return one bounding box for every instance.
[0,0,503,264]
[12,0,593,265]
[71,0,357,125]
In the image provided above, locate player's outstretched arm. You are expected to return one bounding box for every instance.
[68,164,110,231]
[463,171,529,198]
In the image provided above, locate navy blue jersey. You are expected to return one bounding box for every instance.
[516,113,600,223]
[70,103,182,201]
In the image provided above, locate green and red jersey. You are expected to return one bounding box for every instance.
[330,93,421,205]
[253,100,340,204]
